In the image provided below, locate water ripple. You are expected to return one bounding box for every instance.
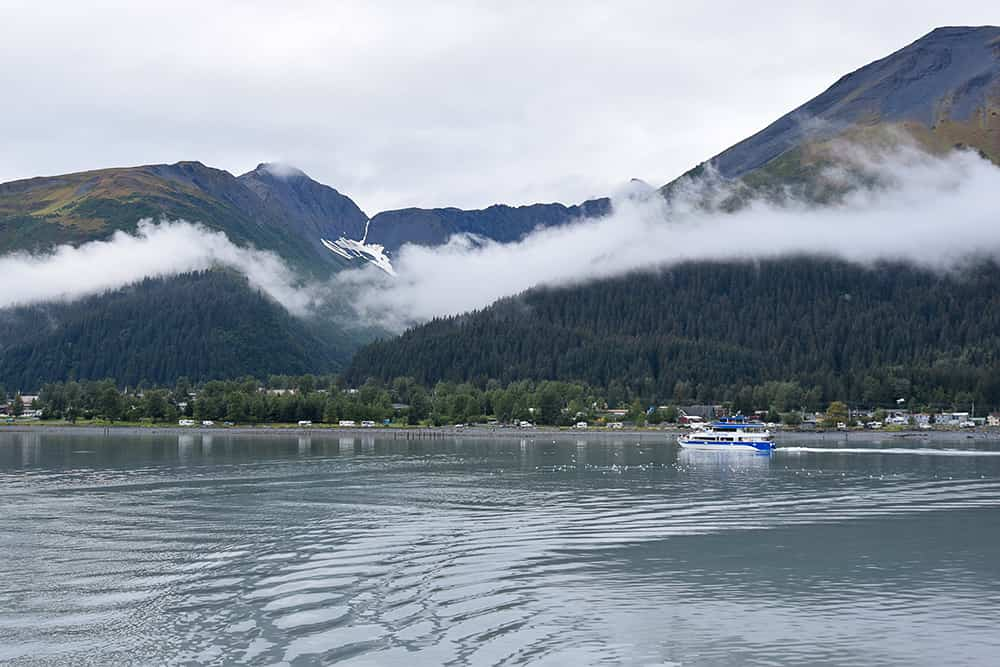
[1,433,999,665]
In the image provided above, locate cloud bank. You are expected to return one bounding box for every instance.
[341,145,1000,330]
[0,220,316,314]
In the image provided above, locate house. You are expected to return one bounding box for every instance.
[677,405,719,420]
[935,412,970,427]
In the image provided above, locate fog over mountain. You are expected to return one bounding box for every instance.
[4,140,998,333]
[0,220,317,314]
[340,142,1000,330]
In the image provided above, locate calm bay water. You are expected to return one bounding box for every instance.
[1,430,999,666]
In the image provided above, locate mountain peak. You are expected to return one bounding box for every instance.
[238,163,369,242]
[248,162,309,181]
[702,25,1000,180]
[923,25,1000,40]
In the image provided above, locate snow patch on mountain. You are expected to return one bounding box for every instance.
[322,237,396,276]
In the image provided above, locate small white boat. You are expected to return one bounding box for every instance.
[677,416,775,452]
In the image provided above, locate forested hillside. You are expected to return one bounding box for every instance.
[346,258,1000,410]
[0,271,350,390]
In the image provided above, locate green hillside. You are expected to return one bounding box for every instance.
[0,270,353,390]
[345,258,1000,410]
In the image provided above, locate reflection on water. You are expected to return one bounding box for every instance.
[0,431,999,665]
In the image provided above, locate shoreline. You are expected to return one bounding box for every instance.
[2,423,998,443]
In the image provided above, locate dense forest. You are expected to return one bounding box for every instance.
[346,257,1000,411]
[0,271,354,390]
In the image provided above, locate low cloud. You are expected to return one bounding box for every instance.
[0,220,316,314]
[259,162,307,180]
[341,144,1000,330]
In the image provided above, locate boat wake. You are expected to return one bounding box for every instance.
[777,446,1000,457]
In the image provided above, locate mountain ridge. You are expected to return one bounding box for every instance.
[665,25,1000,201]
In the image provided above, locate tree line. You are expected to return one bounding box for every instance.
[8,372,978,428]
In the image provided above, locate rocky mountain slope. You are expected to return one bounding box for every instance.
[0,161,369,276]
[665,26,1000,202]
[364,199,611,254]
[0,161,610,275]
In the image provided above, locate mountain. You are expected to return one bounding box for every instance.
[6,26,998,392]
[364,198,611,254]
[237,163,369,250]
[663,26,1000,202]
[0,160,371,276]
[0,159,612,273]
[0,271,351,389]
[345,258,1000,410]
[0,161,393,389]
[0,160,611,388]
[345,27,1000,410]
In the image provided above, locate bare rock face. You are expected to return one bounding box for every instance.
[238,163,370,244]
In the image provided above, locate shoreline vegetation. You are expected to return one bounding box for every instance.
[2,421,998,444]
[5,377,995,444]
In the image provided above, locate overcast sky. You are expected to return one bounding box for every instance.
[1,1,996,213]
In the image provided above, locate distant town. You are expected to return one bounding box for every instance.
[2,385,996,432]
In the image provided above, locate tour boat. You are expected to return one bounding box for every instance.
[677,416,775,452]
